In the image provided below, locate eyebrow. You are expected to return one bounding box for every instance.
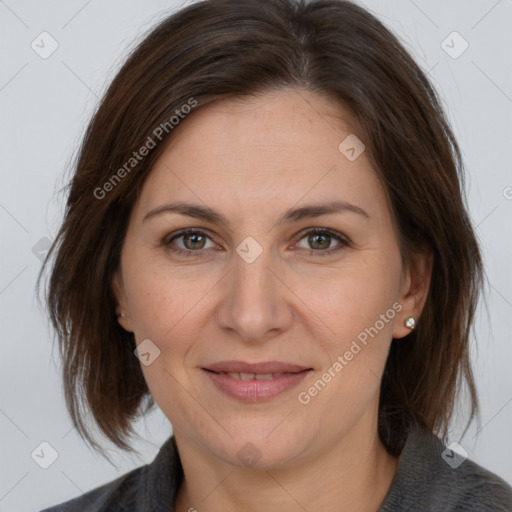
[142,200,369,227]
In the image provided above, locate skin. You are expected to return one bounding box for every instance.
[112,88,432,512]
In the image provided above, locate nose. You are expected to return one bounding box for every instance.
[215,242,294,344]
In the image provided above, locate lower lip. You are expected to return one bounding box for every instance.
[202,369,312,402]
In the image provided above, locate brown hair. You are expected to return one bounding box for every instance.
[37,0,484,460]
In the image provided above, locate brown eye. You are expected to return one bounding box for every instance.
[163,227,349,258]
[181,231,207,250]
[164,229,215,257]
[307,232,331,250]
[295,228,349,256]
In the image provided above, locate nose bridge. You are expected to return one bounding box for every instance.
[215,234,291,341]
[234,237,272,301]
[232,235,275,314]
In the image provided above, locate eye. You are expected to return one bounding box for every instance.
[164,229,217,257]
[163,227,350,258]
[294,228,349,256]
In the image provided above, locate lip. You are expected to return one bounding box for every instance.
[202,361,313,402]
[203,360,311,374]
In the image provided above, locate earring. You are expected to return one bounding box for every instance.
[405,317,416,329]
[118,312,125,318]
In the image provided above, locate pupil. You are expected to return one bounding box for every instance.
[311,234,329,250]
[186,233,204,249]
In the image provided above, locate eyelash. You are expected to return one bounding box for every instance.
[163,227,350,258]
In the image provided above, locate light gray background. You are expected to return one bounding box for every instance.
[0,0,511,510]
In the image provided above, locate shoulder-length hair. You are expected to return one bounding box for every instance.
[38,0,484,459]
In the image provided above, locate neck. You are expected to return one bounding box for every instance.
[173,412,399,512]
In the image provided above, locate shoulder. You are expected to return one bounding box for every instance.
[39,465,146,512]
[39,435,182,512]
[380,423,512,511]
[436,456,512,510]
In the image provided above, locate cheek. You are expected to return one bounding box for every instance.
[294,256,402,352]
[123,259,210,341]
[124,243,402,350]
[295,262,402,427]
[122,265,205,413]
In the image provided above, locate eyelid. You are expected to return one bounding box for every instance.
[293,227,350,256]
[295,226,350,245]
[163,227,350,257]
[163,228,219,255]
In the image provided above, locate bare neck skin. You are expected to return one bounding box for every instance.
[173,403,399,512]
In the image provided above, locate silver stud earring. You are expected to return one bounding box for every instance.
[118,312,125,318]
[405,317,416,329]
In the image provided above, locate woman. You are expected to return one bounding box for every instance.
[38,0,512,510]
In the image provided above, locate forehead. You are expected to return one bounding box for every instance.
[169,88,362,151]
[132,89,386,223]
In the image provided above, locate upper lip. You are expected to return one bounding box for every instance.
[203,361,311,374]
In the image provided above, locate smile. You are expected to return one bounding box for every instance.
[215,371,290,380]
[202,368,312,402]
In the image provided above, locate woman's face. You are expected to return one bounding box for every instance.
[113,88,426,468]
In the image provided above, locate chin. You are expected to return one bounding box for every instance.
[207,422,313,471]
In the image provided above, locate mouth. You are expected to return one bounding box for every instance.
[204,370,302,380]
[201,361,313,402]
[203,360,311,374]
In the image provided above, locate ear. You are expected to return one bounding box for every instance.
[393,248,433,339]
[111,269,134,333]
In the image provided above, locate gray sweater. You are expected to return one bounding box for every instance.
[40,423,512,511]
